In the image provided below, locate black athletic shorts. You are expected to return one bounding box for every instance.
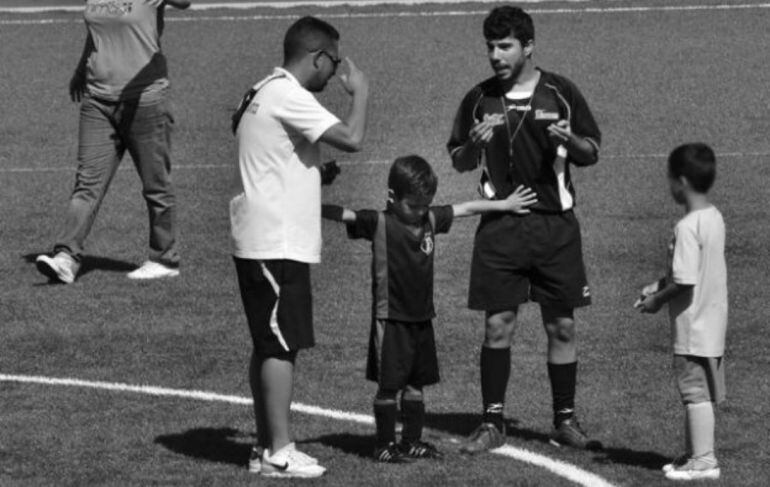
[366,319,439,390]
[468,210,591,311]
[234,257,315,356]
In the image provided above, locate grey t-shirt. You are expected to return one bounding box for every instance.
[83,0,169,103]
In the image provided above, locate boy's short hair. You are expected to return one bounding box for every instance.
[483,6,534,45]
[283,16,340,63]
[388,155,438,199]
[668,143,717,193]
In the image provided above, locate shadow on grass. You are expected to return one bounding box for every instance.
[306,432,372,459]
[425,412,550,444]
[153,417,667,472]
[591,446,670,470]
[154,427,252,468]
[24,252,137,283]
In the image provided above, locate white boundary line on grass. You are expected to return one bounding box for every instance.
[1,151,768,173]
[1,2,770,20]
[0,373,617,487]
[0,0,588,14]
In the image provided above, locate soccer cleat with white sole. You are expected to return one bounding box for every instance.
[260,443,325,478]
[248,445,263,473]
[127,261,179,280]
[36,252,79,284]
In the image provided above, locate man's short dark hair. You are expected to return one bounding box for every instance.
[668,143,717,193]
[283,16,340,63]
[483,6,534,45]
[388,155,438,199]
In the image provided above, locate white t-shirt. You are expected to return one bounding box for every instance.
[230,68,341,263]
[668,205,728,357]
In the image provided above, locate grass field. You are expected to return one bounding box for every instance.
[2,1,770,485]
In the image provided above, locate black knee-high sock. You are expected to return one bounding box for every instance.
[481,346,510,431]
[373,396,398,446]
[547,361,577,427]
[400,397,425,443]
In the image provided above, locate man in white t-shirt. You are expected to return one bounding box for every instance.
[230,16,369,478]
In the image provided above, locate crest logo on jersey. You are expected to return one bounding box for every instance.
[535,109,560,120]
[421,232,434,255]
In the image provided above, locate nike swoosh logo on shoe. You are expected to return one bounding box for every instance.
[266,462,289,471]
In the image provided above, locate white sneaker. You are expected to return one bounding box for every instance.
[36,252,79,284]
[127,261,179,280]
[664,457,720,481]
[260,443,325,478]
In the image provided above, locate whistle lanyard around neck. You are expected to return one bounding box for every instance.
[500,93,531,161]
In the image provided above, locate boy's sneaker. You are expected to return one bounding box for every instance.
[400,439,444,459]
[127,261,179,280]
[662,454,690,473]
[248,445,263,473]
[373,442,413,463]
[36,252,79,284]
[664,457,720,481]
[260,443,325,478]
[459,422,506,454]
[549,418,603,451]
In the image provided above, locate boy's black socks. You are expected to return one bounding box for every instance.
[547,361,577,426]
[481,346,510,431]
[373,400,398,446]
[400,398,425,443]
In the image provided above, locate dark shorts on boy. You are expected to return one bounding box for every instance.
[674,354,726,405]
[367,319,439,390]
[468,210,591,311]
[234,257,315,356]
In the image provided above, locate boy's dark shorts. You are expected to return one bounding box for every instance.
[367,319,439,390]
[469,211,591,311]
[674,355,726,405]
[234,257,315,356]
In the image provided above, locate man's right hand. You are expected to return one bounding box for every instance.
[469,113,504,147]
[338,58,369,96]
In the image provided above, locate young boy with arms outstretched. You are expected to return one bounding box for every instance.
[323,155,537,463]
[634,143,727,481]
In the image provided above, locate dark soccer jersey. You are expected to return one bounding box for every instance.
[447,69,601,213]
[346,206,454,322]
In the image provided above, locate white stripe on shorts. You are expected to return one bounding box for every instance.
[259,262,290,352]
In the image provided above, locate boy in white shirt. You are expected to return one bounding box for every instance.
[635,143,727,481]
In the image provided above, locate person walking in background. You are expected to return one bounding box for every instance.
[35,0,190,284]
[635,143,727,481]
[447,5,602,453]
[230,16,369,478]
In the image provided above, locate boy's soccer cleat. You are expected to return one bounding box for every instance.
[400,439,444,459]
[549,418,603,451]
[126,260,180,280]
[373,442,413,463]
[248,445,263,473]
[662,454,690,473]
[260,443,325,478]
[36,252,79,284]
[459,422,506,454]
[664,457,720,481]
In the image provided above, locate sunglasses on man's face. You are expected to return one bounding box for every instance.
[317,50,342,72]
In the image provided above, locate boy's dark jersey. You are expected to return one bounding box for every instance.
[447,69,601,213]
[346,206,454,322]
